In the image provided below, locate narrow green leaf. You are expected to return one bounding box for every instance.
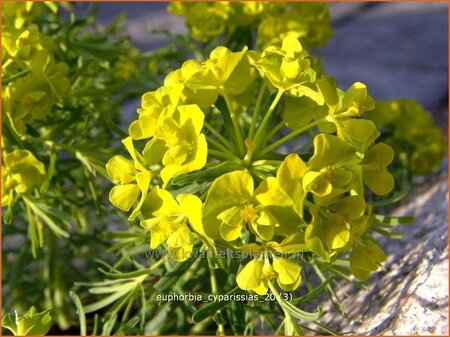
[98,268,152,280]
[84,282,135,313]
[24,199,70,238]
[114,316,140,335]
[292,277,334,305]
[106,119,128,139]
[375,214,414,225]
[371,188,410,207]
[280,301,322,322]
[313,321,342,335]
[215,95,239,150]
[192,287,244,323]
[69,292,87,336]
[40,151,57,193]
[101,314,117,336]
[153,257,196,292]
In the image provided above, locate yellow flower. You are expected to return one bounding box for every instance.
[350,239,386,281]
[2,150,46,205]
[128,85,184,140]
[236,255,302,295]
[155,104,208,185]
[140,187,213,261]
[203,170,300,242]
[256,36,316,91]
[106,137,153,220]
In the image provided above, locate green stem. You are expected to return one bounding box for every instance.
[258,118,325,157]
[2,69,30,85]
[253,89,284,150]
[223,92,245,156]
[252,159,282,167]
[149,257,168,271]
[204,121,235,152]
[206,136,242,163]
[249,167,267,181]
[208,149,239,163]
[261,120,286,147]
[249,82,267,139]
[268,281,304,336]
[209,262,225,336]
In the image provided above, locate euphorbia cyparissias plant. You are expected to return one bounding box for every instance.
[107,36,395,295]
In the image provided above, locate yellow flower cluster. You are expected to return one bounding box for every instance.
[367,99,447,175]
[2,150,46,206]
[168,2,332,49]
[108,36,395,293]
[2,2,70,135]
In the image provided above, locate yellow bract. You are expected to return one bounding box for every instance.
[236,256,302,295]
[2,17,70,136]
[106,138,153,220]
[2,150,46,205]
[203,170,300,242]
[140,187,212,261]
[256,36,316,91]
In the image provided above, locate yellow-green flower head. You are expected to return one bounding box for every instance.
[257,2,333,50]
[316,77,379,152]
[203,170,301,242]
[207,46,256,96]
[236,255,302,295]
[256,36,316,91]
[303,134,358,200]
[129,85,184,140]
[227,2,265,26]
[170,2,230,42]
[140,187,213,261]
[3,74,54,135]
[1,306,52,336]
[305,195,367,260]
[283,94,328,131]
[2,25,53,63]
[155,104,208,185]
[2,150,46,205]
[1,2,44,29]
[367,99,447,175]
[361,143,395,196]
[350,239,386,281]
[165,61,219,109]
[106,137,153,220]
[169,2,332,51]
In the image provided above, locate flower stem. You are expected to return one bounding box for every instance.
[206,136,242,163]
[223,92,245,157]
[249,82,267,139]
[204,121,235,152]
[208,149,241,164]
[261,120,286,147]
[267,281,303,336]
[209,260,226,336]
[257,118,325,157]
[253,89,284,150]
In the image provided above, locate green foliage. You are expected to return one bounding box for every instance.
[1,2,185,334]
[2,2,443,337]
